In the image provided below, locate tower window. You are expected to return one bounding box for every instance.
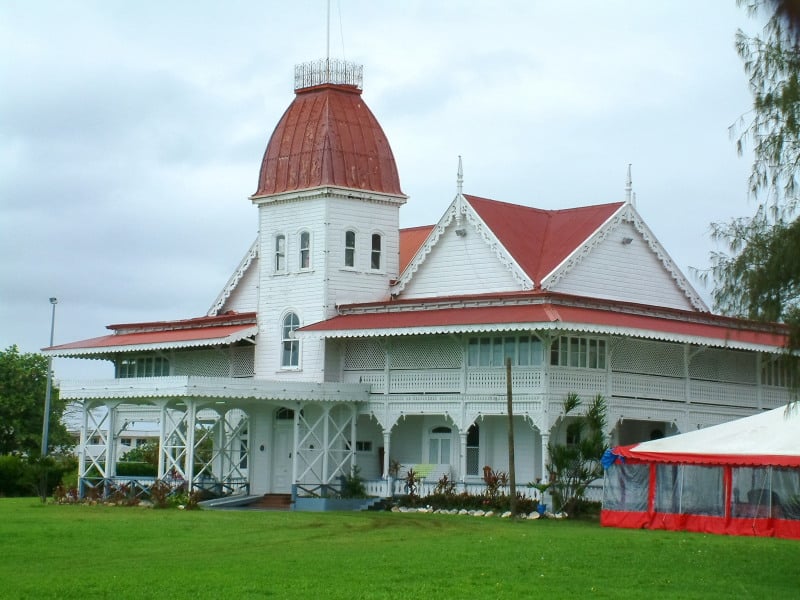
[371,234,382,270]
[345,230,356,268]
[299,231,311,270]
[275,235,286,273]
[281,312,300,368]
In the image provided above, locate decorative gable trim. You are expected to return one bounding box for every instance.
[541,204,709,311]
[208,238,259,316]
[390,195,533,296]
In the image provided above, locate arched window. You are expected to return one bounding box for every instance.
[299,231,311,270]
[275,234,286,273]
[371,233,382,270]
[345,230,356,268]
[281,312,300,368]
[275,408,295,420]
[429,426,452,464]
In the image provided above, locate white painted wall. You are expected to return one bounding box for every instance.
[550,221,694,310]
[401,221,522,298]
[219,258,259,314]
[254,192,401,381]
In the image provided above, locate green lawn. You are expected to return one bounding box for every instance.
[0,499,797,599]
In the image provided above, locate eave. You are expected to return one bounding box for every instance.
[300,292,788,353]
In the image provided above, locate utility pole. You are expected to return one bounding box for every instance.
[506,357,517,518]
[41,297,58,457]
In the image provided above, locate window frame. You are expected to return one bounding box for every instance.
[275,234,287,274]
[299,230,311,271]
[467,335,543,368]
[370,233,382,271]
[117,355,170,378]
[550,336,607,370]
[280,312,301,369]
[344,229,357,268]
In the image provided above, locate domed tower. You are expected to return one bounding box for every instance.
[251,59,407,380]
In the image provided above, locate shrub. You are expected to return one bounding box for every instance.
[115,461,158,477]
[0,455,26,496]
[340,467,367,498]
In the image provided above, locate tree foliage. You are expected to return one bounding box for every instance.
[547,393,607,515]
[0,345,72,456]
[709,1,800,354]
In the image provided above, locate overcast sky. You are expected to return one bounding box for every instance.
[1,1,765,381]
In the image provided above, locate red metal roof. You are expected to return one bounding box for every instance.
[466,195,624,283]
[45,312,257,354]
[254,84,403,197]
[301,297,787,349]
[399,225,434,272]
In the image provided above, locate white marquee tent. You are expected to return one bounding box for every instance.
[601,406,800,538]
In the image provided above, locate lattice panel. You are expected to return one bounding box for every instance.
[344,338,386,370]
[173,349,230,377]
[231,346,255,377]
[389,336,462,369]
[612,339,683,377]
[690,348,757,384]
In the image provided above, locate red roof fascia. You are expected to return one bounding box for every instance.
[399,225,434,272]
[47,323,255,352]
[466,195,623,283]
[301,302,787,347]
[613,445,800,468]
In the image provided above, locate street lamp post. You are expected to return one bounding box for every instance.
[41,297,58,457]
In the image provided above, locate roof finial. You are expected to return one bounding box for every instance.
[455,156,466,229]
[625,163,633,205]
[457,155,464,196]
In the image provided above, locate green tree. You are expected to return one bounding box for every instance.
[546,393,607,515]
[709,1,800,359]
[0,345,72,456]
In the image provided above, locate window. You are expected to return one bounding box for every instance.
[566,422,582,447]
[275,408,295,420]
[299,231,311,270]
[118,356,170,378]
[428,426,452,464]
[121,438,132,447]
[275,234,286,273]
[345,230,356,267]
[466,424,480,476]
[371,233,382,270]
[355,441,373,452]
[281,312,300,368]
[550,336,607,369]
[467,335,543,367]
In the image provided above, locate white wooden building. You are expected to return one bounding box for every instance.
[46,59,793,501]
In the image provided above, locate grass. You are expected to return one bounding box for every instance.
[0,499,798,599]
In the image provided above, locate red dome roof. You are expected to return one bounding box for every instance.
[254,83,403,197]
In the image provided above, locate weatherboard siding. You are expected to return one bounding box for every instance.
[219,259,259,314]
[325,196,399,306]
[254,193,401,380]
[550,221,693,310]
[401,222,521,298]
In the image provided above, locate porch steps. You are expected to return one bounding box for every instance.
[248,493,293,510]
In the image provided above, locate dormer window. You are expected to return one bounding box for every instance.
[345,230,356,268]
[299,231,311,270]
[371,233,382,270]
[275,234,286,273]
